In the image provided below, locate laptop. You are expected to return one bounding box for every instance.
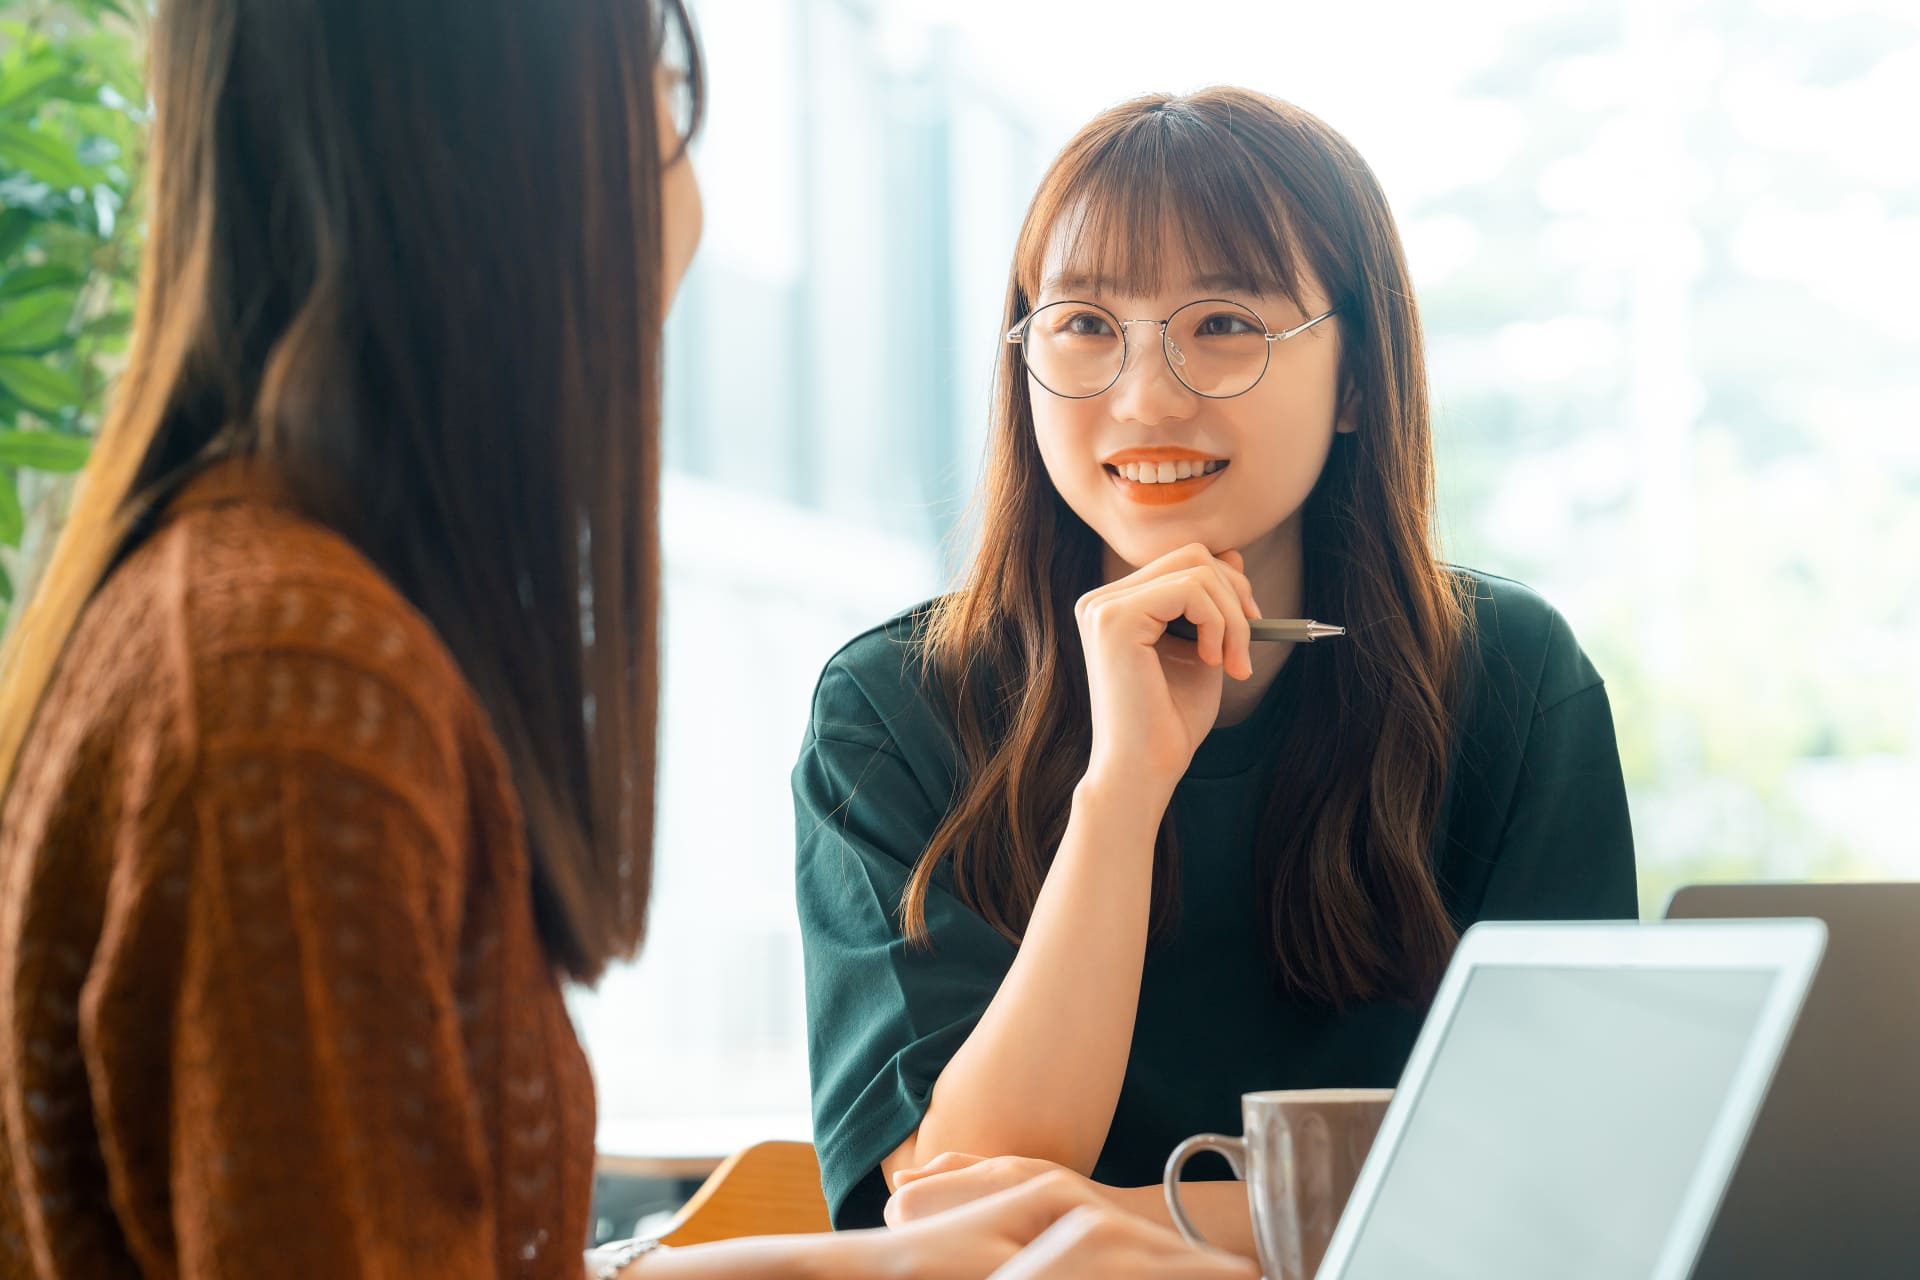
[1667,882,1920,1279]
[1316,919,1826,1280]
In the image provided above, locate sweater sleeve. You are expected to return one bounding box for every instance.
[80,677,500,1274]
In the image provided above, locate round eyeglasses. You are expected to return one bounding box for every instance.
[1006,299,1339,400]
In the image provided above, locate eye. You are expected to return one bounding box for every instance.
[1194,311,1260,337]
[1058,308,1117,339]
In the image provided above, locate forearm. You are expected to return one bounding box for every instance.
[608,1233,857,1280]
[1112,1181,1257,1261]
[901,776,1168,1176]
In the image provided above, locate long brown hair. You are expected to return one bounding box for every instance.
[906,88,1470,1006]
[0,0,703,983]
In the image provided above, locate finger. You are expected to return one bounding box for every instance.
[1162,1248,1263,1277]
[957,1170,1109,1248]
[1126,541,1222,588]
[1010,1210,1261,1279]
[986,1203,1106,1277]
[1079,541,1220,609]
[891,1151,983,1187]
[888,1161,1024,1225]
[1112,572,1232,667]
[1145,550,1257,637]
[1087,571,1226,665]
[1147,566,1251,678]
[1213,550,1261,619]
[1198,565,1255,681]
[1078,543,1258,636]
[886,1172,967,1225]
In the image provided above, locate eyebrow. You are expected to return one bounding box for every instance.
[1039,270,1274,297]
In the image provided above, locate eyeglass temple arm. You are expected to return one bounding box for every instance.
[1268,306,1341,343]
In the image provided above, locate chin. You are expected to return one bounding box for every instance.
[1102,527,1221,572]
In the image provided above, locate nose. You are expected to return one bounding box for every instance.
[1108,322,1197,425]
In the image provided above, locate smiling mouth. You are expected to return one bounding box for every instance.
[1103,458,1230,484]
[1101,458,1230,506]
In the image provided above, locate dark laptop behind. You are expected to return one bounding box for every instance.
[1666,882,1920,1278]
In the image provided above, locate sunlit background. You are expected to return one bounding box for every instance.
[571,0,1920,1167]
[0,0,1915,1205]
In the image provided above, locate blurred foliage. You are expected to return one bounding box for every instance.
[0,0,1912,905]
[1421,1,1920,902]
[0,0,145,622]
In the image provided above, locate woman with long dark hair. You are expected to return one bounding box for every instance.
[796,88,1637,1254]
[0,4,1251,1276]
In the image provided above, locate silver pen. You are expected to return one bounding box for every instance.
[1163,617,1346,643]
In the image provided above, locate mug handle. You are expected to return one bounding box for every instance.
[1162,1132,1248,1250]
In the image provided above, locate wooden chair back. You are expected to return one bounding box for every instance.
[656,1140,833,1246]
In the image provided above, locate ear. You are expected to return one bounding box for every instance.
[1334,377,1360,435]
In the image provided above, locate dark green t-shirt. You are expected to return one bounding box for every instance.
[792,569,1637,1229]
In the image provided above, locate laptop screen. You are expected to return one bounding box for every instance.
[1336,964,1779,1279]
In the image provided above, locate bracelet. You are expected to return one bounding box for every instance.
[588,1237,663,1279]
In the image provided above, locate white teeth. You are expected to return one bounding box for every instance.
[1112,459,1227,482]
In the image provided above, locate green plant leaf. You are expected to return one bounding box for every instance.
[0,207,33,262]
[0,172,61,221]
[84,308,132,340]
[0,354,83,415]
[0,468,22,548]
[0,428,89,472]
[0,553,13,603]
[0,289,73,351]
[0,56,74,117]
[0,122,101,191]
[0,264,84,296]
[80,0,137,22]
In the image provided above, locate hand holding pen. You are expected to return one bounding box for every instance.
[1161,617,1345,643]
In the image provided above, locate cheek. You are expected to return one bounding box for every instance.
[1233,424,1334,510]
[1030,394,1101,494]
[669,162,702,269]
[1212,390,1340,527]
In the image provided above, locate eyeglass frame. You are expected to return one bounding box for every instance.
[1005,298,1341,400]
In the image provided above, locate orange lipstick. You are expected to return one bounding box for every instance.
[1101,447,1229,506]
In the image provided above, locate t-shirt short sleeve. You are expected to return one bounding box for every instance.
[1456,571,1639,922]
[792,620,1015,1228]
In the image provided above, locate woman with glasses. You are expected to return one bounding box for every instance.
[795,88,1638,1257]
[0,2,1253,1276]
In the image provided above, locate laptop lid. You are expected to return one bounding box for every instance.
[1666,882,1920,1278]
[1316,919,1826,1280]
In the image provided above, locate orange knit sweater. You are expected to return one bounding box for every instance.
[0,465,597,1277]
